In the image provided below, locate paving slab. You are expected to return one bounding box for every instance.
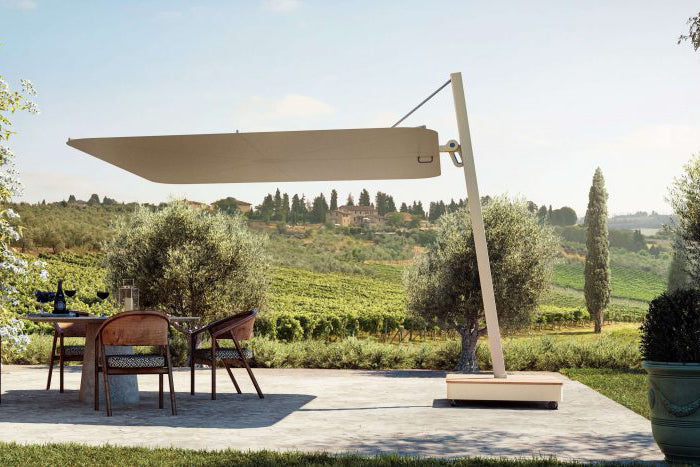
[0,366,661,462]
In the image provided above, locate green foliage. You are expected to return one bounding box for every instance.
[668,236,692,292]
[267,228,413,275]
[6,252,114,325]
[211,196,242,215]
[406,199,558,370]
[0,443,576,466]
[554,261,665,302]
[384,211,406,228]
[358,188,371,206]
[5,327,643,372]
[678,11,700,51]
[640,288,700,363]
[102,201,269,322]
[561,368,649,419]
[584,168,611,332]
[9,202,135,252]
[669,154,700,283]
[548,206,577,226]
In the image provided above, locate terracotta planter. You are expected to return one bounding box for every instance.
[643,361,700,463]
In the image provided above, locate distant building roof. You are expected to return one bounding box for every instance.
[339,205,377,212]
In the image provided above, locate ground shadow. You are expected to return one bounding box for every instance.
[356,370,446,379]
[343,431,660,462]
[432,399,557,411]
[0,389,315,429]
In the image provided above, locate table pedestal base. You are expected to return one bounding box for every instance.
[79,322,140,406]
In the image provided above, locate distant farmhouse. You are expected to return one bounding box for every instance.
[186,198,253,214]
[327,205,382,227]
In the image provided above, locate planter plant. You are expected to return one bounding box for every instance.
[641,288,700,463]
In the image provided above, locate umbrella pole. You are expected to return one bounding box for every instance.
[450,72,507,378]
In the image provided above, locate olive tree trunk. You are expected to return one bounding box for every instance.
[455,325,481,372]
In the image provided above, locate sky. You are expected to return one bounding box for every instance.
[1,0,699,216]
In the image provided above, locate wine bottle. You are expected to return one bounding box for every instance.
[53,279,67,313]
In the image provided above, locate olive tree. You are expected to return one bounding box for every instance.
[669,154,700,285]
[103,201,269,322]
[405,198,557,372]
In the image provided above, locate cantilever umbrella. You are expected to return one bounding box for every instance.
[69,73,563,405]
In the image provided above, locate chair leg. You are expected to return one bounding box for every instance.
[46,333,57,390]
[234,339,263,399]
[94,364,99,411]
[159,374,164,409]
[166,346,177,416]
[224,363,242,394]
[100,347,112,416]
[211,344,217,400]
[59,335,65,393]
[190,335,195,396]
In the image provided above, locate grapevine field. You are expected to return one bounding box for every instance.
[553,261,666,302]
[8,252,650,341]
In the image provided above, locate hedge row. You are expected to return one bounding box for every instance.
[254,305,646,342]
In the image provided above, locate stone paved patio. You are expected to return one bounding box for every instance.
[0,365,661,462]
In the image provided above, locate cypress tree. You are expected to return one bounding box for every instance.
[330,189,338,211]
[346,194,354,206]
[359,189,371,206]
[584,168,611,333]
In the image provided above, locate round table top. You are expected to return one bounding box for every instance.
[25,313,201,324]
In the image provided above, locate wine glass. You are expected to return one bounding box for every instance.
[35,291,54,313]
[65,290,77,299]
[96,291,109,317]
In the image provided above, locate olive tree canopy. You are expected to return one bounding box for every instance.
[103,201,269,321]
[405,197,557,372]
[669,154,700,285]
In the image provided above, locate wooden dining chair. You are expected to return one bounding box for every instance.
[189,309,263,400]
[46,315,89,393]
[94,310,177,416]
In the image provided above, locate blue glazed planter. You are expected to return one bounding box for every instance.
[643,361,700,463]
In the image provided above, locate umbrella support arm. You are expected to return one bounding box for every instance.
[450,72,507,379]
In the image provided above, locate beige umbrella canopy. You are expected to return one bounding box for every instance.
[67,127,440,184]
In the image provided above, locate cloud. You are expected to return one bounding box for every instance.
[262,0,300,13]
[1,0,37,10]
[235,94,333,130]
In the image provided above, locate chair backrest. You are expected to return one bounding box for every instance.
[97,310,170,346]
[56,311,90,337]
[209,309,258,341]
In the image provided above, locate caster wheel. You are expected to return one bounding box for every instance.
[546,401,558,410]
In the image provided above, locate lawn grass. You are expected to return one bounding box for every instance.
[0,443,579,466]
[561,368,649,419]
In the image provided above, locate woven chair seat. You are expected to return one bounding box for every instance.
[106,354,166,368]
[60,345,85,356]
[194,347,252,361]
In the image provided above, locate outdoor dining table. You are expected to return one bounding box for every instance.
[25,314,200,405]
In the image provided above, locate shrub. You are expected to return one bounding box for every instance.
[5,333,641,371]
[102,201,269,322]
[640,288,700,362]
